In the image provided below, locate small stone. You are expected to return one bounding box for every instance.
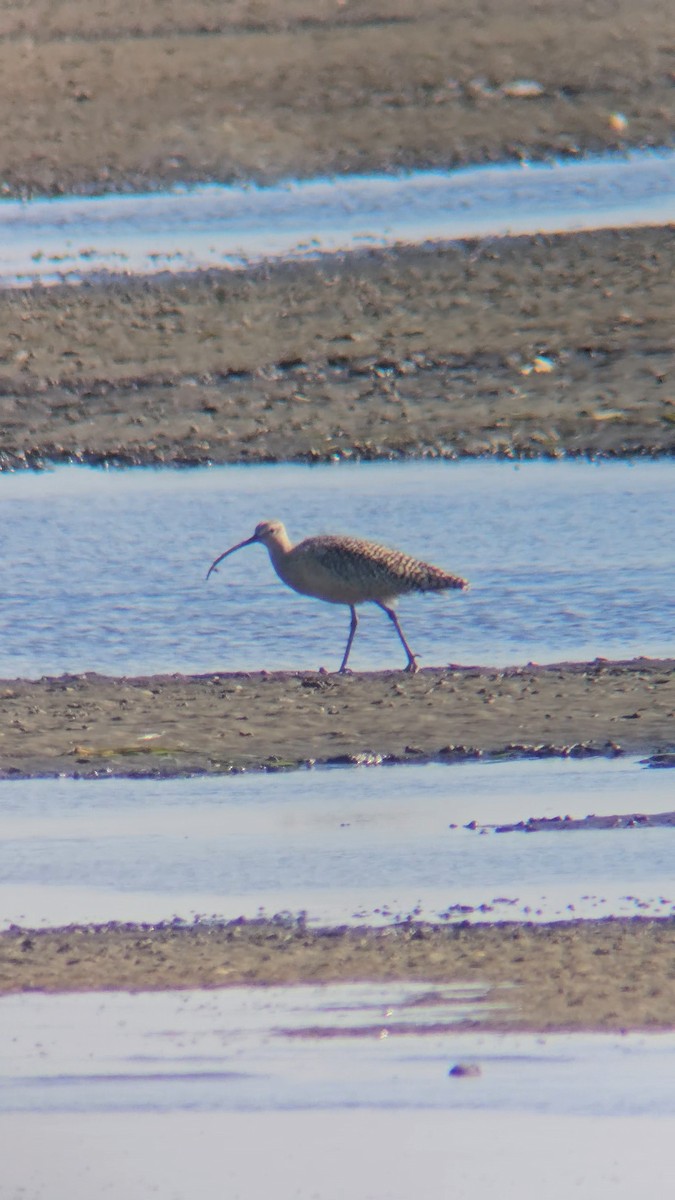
[502,80,545,98]
[449,1062,482,1078]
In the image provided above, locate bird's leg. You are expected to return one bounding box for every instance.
[375,602,419,673]
[338,606,359,673]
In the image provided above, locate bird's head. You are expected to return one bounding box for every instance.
[206,519,289,580]
[251,519,287,548]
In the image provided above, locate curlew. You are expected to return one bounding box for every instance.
[206,520,468,673]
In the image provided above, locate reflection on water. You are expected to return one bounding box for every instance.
[0,460,673,677]
[4,986,675,1116]
[1,758,674,928]
[0,150,673,286]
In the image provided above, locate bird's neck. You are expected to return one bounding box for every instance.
[264,531,293,576]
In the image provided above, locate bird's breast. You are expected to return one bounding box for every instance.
[268,541,389,605]
[274,554,365,604]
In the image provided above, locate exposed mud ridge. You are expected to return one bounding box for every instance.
[0,658,672,780]
[3,917,675,1032]
[0,227,673,468]
[493,809,675,833]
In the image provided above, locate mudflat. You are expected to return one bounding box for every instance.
[1,0,672,196]
[0,1,673,468]
[0,659,672,779]
[3,918,675,1032]
[1,226,673,468]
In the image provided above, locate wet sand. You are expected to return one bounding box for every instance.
[2,0,672,197]
[3,918,675,1032]
[1,227,673,468]
[0,658,672,779]
[0,2,674,469]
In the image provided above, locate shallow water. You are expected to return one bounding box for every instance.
[3,983,675,1197]
[1,1109,671,1200]
[4,985,675,1117]
[2,758,674,928]
[0,460,674,677]
[3,989,675,1198]
[1,151,673,286]
[4,753,675,1197]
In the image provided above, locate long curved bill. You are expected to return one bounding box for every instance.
[206,533,259,581]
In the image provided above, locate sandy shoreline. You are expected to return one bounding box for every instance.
[1,0,672,197]
[1,226,673,469]
[3,918,675,1032]
[0,658,672,779]
[0,3,672,469]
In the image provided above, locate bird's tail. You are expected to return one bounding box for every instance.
[415,564,469,593]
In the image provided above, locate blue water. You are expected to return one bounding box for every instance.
[0,460,673,677]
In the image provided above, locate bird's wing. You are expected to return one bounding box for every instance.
[298,535,464,594]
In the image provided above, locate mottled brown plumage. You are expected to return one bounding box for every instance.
[207,519,468,673]
[295,534,466,599]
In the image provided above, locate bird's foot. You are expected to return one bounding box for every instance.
[404,656,420,674]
